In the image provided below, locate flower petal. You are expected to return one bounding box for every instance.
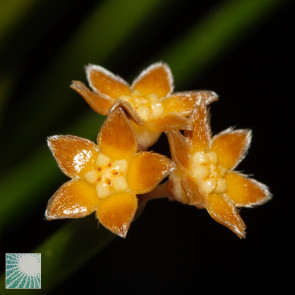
[166,129,191,169]
[225,172,272,207]
[131,62,173,97]
[110,99,144,126]
[130,122,161,150]
[181,173,206,208]
[167,170,189,204]
[86,64,131,99]
[148,114,191,132]
[45,179,98,220]
[96,192,138,238]
[127,152,175,194]
[207,194,246,238]
[161,90,218,116]
[48,135,99,178]
[211,128,252,170]
[70,81,113,115]
[185,99,211,152]
[98,107,137,160]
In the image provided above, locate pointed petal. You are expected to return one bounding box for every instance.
[110,99,144,126]
[166,129,191,169]
[98,108,137,160]
[225,172,272,207]
[161,90,218,116]
[45,179,98,220]
[86,64,131,99]
[148,114,191,132]
[48,135,99,178]
[211,128,252,170]
[207,194,246,238]
[96,192,138,238]
[70,81,113,115]
[127,152,175,194]
[181,173,206,208]
[185,99,211,152]
[131,62,173,97]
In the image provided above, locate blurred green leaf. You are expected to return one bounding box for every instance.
[0,217,114,294]
[163,0,288,84]
[0,0,37,42]
[0,0,289,293]
[0,0,287,237]
[0,112,104,237]
[0,0,168,164]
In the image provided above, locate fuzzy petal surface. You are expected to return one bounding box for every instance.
[87,64,131,99]
[96,192,138,238]
[45,179,98,220]
[48,135,98,178]
[211,129,251,170]
[185,99,211,153]
[132,62,173,98]
[161,90,218,116]
[98,108,137,160]
[225,172,271,207]
[167,130,191,170]
[148,114,190,132]
[181,173,206,208]
[207,194,246,238]
[127,152,174,194]
[70,81,113,115]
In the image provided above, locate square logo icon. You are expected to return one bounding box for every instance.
[5,253,41,289]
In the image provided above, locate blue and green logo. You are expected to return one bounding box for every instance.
[5,253,41,289]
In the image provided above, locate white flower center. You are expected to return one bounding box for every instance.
[191,151,227,195]
[119,90,163,121]
[84,153,128,199]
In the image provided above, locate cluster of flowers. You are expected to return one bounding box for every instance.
[45,63,271,238]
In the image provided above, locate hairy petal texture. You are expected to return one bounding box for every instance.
[46,180,98,220]
[148,114,191,132]
[167,129,191,170]
[162,90,218,115]
[86,64,131,98]
[211,129,252,170]
[110,99,144,126]
[181,173,206,208]
[225,172,271,207]
[207,194,246,238]
[132,62,173,97]
[96,192,137,238]
[127,152,175,194]
[98,108,137,160]
[185,99,211,152]
[48,135,99,178]
[70,81,113,115]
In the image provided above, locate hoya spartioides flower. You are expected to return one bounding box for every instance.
[45,108,174,238]
[167,99,271,238]
[70,62,218,149]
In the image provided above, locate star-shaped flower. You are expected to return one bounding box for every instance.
[167,99,271,238]
[45,107,174,238]
[70,62,218,149]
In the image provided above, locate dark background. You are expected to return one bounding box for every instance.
[0,0,294,294]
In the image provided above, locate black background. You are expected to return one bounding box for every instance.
[1,0,294,294]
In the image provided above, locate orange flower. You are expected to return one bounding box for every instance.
[167,99,271,238]
[70,62,218,149]
[45,108,174,238]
